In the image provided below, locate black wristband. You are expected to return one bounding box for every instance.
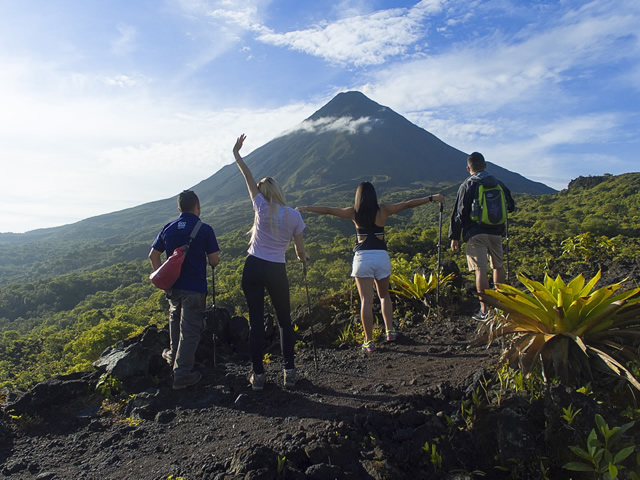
[429,195,432,202]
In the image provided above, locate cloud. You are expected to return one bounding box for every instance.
[1,61,317,232]
[110,24,138,56]
[282,116,375,136]
[352,0,640,189]
[450,113,622,190]
[253,0,445,66]
[364,0,639,111]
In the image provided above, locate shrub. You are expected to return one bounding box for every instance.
[474,271,640,390]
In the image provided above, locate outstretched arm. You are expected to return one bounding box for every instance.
[296,205,354,220]
[233,134,259,200]
[381,193,445,216]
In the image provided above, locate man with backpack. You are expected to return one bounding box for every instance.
[449,152,515,321]
[149,190,220,389]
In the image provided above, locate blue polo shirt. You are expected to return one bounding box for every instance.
[151,212,220,293]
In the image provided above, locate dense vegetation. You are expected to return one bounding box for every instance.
[1,173,639,392]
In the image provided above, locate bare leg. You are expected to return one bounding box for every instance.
[374,276,394,331]
[493,266,506,286]
[355,277,375,342]
[475,269,491,313]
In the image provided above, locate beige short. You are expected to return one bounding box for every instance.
[465,234,504,272]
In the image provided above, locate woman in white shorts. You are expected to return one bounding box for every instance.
[297,182,444,352]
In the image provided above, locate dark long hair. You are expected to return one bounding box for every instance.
[354,182,379,229]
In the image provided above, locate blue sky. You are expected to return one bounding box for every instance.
[1,0,639,233]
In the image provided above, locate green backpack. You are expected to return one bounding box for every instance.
[470,184,507,225]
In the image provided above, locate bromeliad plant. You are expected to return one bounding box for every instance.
[474,271,640,390]
[390,271,455,311]
[391,270,455,320]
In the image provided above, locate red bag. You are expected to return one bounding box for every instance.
[149,245,187,290]
[149,220,202,290]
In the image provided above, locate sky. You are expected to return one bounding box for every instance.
[1,0,639,234]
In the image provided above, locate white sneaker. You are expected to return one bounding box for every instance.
[251,372,266,391]
[472,310,490,322]
[284,369,299,388]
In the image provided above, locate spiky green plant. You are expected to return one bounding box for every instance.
[474,271,640,390]
[390,271,455,304]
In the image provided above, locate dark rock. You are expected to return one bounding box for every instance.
[495,406,539,464]
[304,440,332,465]
[398,408,426,428]
[305,463,344,480]
[35,473,57,480]
[4,371,100,415]
[155,410,176,424]
[228,445,276,476]
[93,342,151,379]
[3,458,27,474]
[227,315,250,354]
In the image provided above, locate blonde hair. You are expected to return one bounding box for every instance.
[249,177,288,245]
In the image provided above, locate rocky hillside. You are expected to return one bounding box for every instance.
[2,273,639,479]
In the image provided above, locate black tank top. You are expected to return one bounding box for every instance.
[353,225,387,252]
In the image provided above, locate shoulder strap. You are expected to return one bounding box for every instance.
[184,220,202,253]
[190,220,202,241]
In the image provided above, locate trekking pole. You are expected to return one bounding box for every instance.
[505,215,510,283]
[436,202,443,306]
[211,267,217,368]
[302,262,318,371]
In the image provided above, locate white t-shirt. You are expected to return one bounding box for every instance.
[248,194,305,263]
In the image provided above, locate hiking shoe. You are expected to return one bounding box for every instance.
[161,348,174,366]
[251,372,266,391]
[284,369,299,389]
[386,329,397,342]
[472,310,490,322]
[361,341,376,353]
[172,371,201,390]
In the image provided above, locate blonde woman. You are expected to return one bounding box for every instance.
[298,182,444,352]
[233,134,307,391]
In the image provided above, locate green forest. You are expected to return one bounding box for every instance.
[1,173,639,392]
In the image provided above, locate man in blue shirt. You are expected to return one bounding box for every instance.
[149,190,220,390]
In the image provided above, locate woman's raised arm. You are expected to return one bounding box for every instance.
[233,134,259,200]
[296,205,355,220]
[380,193,445,216]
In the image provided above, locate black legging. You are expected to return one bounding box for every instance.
[241,254,295,373]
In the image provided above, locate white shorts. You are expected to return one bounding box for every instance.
[351,250,391,279]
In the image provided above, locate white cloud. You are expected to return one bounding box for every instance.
[254,1,444,66]
[102,73,151,88]
[110,24,138,56]
[282,116,374,136]
[168,0,272,76]
[0,52,318,233]
[364,0,640,111]
[352,0,640,189]
[451,114,623,190]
